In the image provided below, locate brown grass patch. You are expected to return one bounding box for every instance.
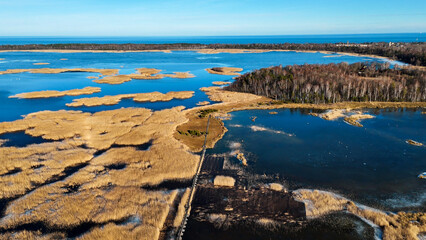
[93,75,132,84]
[214,175,235,187]
[212,81,231,85]
[200,86,262,103]
[173,188,191,227]
[66,91,194,107]
[10,87,101,99]
[269,183,285,192]
[0,68,119,76]
[93,68,195,84]
[206,67,243,76]
[174,110,226,152]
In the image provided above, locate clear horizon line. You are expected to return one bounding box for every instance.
[0,32,423,38]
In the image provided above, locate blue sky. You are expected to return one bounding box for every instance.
[0,0,425,36]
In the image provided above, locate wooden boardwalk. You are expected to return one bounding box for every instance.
[176,115,211,240]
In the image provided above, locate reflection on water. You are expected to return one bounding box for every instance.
[207,108,426,211]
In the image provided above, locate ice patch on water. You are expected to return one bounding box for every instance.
[250,125,294,137]
[196,56,222,60]
[9,59,38,63]
[229,141,241,149]
[229,124,242,128]
[383,192,426,208]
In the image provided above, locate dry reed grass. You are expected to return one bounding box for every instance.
[206,67,243,76]
[200,86,263,103]
[212,81,231,85]
[406,139,423,146]
[10,87,101,99]
[294,189,426,240]
[0,106,201,239]
[269,183,285,192]
[0,230,65,239]
[93,68,195,84]
[344,113,375,127]
[319,109,374,127]
[173,188,191,227]
[214,175,235,187]
[0,68,119,76]
[66,91,194,107]
[0,141,94,199]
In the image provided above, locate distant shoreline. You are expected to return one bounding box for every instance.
[1,42,424,66]
[0,48,392,62]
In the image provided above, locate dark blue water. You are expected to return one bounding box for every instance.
[0,33,424,45]
[207,108,426,211]
[0,51,398,122]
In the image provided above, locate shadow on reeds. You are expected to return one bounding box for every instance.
[0,215,136,238]
[0,162,89,218]
[0,168,22,177]
[143,179,192,191]
[92,139,154,157]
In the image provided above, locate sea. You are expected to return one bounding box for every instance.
[0,33,424,45]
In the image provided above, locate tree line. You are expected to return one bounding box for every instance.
[225,62,426,103]
[0,42,424,66]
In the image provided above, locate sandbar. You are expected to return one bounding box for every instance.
[33,62,50,65]
[66,91,194,107]
[10,86,101,99]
